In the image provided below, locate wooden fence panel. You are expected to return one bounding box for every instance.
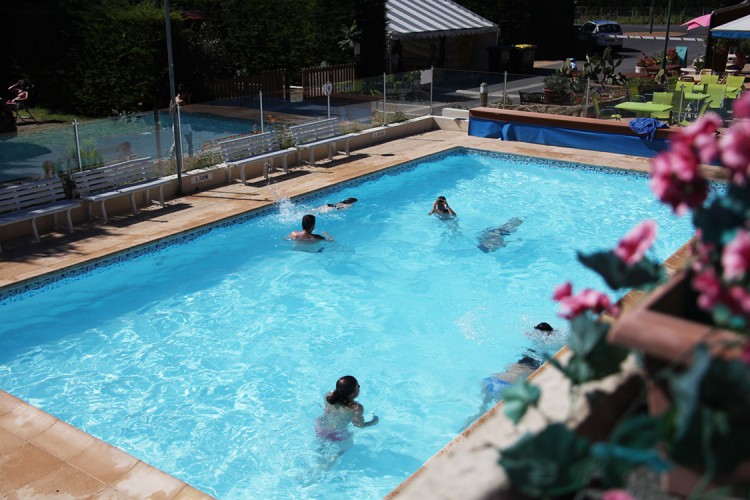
[301,64,356,100]
[201,70,288,104]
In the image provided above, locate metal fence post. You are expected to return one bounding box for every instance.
[582,78,591,118]
[72,120,83,172]
[260,90,264,132]
[383,73,387,127]
[153,109,162,160]
[502,71,508,109]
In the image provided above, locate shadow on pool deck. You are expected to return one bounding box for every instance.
[0,128,715,498]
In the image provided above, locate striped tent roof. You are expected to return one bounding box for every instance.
[387,0,498,39]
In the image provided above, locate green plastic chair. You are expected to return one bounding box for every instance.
[675,81,694,94]
[705,84,727,111]
[680,99,710,126]
[627,80,646,102]
[591,94,621,120]
[725,75,745,98]
[650,91,673,121]
[700,74,719,88]
[666,76,678,91]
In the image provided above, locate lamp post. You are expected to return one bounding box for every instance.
[660,0,673,78]
[165,0,183,196]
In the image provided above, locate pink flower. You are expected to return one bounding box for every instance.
[614,220,658,265]
[602,490,636,500]
[554,283,615,319]
[692,267,723,310]
[553,281,572,301]
[673,113,722,164]
[720,121,750,185]
[733,92,750,119]
[722,230,750,281]
[650,151,708,215]
[741,340,750,365]
[728,285,750,315]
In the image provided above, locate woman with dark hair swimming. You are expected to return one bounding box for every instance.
[315,375,378,442]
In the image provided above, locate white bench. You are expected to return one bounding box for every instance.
[0,177,80,251]
[72,157,169,223]
[289,118,356,166]
[218,131,296,184]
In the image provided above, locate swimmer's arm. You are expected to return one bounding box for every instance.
[428,203,437,215]
[320,232,334,241]
[352,403,379,427]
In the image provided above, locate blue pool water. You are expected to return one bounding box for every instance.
[0,150,693,499]
[0,110,259,182]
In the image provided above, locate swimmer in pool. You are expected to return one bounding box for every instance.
[464,354,541,428]
[428,196,456,219]
[476,217,523,252]
[288,214,333,242]
[316,197,358,213]
[315,375,379,443]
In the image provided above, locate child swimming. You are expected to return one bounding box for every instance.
[315,375,378,442]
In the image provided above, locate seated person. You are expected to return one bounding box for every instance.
[316,197,358,213]
[6,79,29,111]
[288,214,333,242]
[428,196,456,218]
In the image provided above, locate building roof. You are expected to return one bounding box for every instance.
[387,0,498,39]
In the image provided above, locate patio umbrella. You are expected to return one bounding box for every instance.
[682,13,711,30]
[712,13,750,38]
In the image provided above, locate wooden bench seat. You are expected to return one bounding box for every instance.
[218,131,296,184]
[289,118,356,166]
[72,157,169,223]
[0,177,80,251]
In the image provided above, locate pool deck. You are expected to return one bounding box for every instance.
[0,127,726,498]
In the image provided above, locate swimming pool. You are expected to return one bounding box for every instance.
[0,149,693,499]
[0,111,259,183]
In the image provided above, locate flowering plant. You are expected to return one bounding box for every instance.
[636,52,657,67]
[497,96,750,497]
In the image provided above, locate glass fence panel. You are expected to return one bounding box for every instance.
[0,122,79,183]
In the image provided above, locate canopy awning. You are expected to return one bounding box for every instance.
[712,13,750,39]
[387,0,498,39]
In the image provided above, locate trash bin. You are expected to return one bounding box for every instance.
[511,44,536,73]
[487,45,513,72]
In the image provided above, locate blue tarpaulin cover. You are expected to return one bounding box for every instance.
[468,117,669,158]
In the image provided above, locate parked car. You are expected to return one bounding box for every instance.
[578,20,623,52]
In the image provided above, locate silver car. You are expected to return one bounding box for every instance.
[578,20,623,52]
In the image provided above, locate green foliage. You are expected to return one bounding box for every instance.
[578,250,663,290]
[499,423,595,497]
[502,380,541,423]
[583,47,626,85]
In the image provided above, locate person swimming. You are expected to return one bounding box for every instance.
[315,375,378,442]
[316,197,358,213]
[428,196,456,219]
[464,354,541,429]
[288,214,333,242]
[476,217,523,252]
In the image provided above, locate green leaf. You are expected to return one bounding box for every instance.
[665,344,711,439]
[499,424,594,497]
[578,250,662,290]
[502,380,541,424]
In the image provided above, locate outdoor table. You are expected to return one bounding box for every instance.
[678,92,709,121]
[615,101,673,118]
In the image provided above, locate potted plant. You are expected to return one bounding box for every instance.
[496,97,750,498]
[635,52,657,74]
[542,72,570,103]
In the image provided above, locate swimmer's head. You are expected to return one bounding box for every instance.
[342,198,358,204]
[335,375,360,399]
[302,214,316,232]
[436,196,446,202]
[518,355,541,370]
[534,322,553,332]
